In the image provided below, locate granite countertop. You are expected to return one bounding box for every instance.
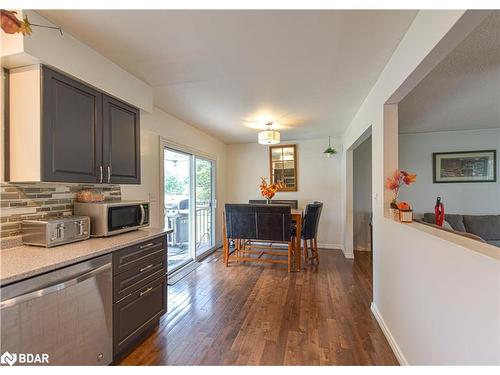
[0,227,173,286]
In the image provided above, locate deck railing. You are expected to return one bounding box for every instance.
[166,204,211,250]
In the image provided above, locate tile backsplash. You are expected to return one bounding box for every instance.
[0,183,121,241]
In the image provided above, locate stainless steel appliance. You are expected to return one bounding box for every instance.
[0,254,113,365]
[21,216,90,247]
[74,200,149,237]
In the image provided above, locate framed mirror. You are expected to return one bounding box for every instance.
[269,144,297,191]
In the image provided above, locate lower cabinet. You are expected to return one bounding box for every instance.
[112,235,167,360]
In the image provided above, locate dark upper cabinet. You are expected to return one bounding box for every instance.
[41,67,103,183]
[33,65,140,184]
[102,96,141,184]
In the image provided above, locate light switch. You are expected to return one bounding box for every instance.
[149,192,157,202]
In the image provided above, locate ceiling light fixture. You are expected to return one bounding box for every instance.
[258,122,281,145]
[323,136,337,157]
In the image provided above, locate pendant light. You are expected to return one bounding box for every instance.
[258,122,280,145]
[323,136,337,157]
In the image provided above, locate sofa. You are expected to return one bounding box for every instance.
[423,213,500,247]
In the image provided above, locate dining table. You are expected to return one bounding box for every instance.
[222,206,304,272]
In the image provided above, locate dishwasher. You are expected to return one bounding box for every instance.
[0,254,112,366]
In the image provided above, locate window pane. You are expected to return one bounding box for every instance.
[283,147,295,160]
[271,148,282,161]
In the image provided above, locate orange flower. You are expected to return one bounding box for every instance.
[385,169,416,204]
[402,172,417,185]
[385,169,401,191]
[385,178,399,191]
[259,177,283,200]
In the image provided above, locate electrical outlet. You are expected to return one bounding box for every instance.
[149,192,157,202]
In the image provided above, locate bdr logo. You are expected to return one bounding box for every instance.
[1,351,49,366]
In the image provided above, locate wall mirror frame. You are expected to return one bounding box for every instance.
[269,144,298,192]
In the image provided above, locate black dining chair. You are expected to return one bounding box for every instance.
[301,202,323,263]
[224,203,295,271]
[248,199,298,209]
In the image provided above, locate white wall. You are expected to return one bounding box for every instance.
[399,129,500,215]
[341,10,500,364]
[353,136,372,251]
[226,138,342,249]
[121,106,227,246]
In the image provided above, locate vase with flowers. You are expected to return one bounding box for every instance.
[259,177,283,204]
[385,169,417,221]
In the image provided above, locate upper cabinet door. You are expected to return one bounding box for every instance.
[41,67,103,183]
[102,96,141,184]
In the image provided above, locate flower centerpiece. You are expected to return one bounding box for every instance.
[259,177,283,203]
[385,169,416,220]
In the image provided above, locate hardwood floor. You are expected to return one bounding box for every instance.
[119,249,398,365]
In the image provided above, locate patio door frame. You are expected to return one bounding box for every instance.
[194,155,216,260]
[159,138,217,265]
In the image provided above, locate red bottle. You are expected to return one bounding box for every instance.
[435,197,445,227]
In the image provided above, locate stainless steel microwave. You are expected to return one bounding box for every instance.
[74,201,149,237]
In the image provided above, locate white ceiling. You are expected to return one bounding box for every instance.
[399,11,500,134]
[39,10,417,144]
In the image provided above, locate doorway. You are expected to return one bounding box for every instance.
[346,127,373,295]
[353,135,373,254]
[163,144,216,274]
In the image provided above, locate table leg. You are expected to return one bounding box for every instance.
[295,215,302,271]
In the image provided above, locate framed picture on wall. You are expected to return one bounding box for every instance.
[432,150,497,183]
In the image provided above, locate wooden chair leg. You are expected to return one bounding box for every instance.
[222,212,229,266]
[287,242,292,272]
[303,238,309,262]
[223,237,229,266]
[313,238,319,263]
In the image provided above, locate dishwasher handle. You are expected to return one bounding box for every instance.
[0,262,111,310]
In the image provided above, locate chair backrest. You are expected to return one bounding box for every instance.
[248,199,298,209]
[225,203,291,242]
[302,202,323,240]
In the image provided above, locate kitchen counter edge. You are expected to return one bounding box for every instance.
[0,228,173,286]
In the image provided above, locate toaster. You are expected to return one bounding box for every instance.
[21,216,91,247]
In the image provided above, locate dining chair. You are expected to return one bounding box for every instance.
[301,202,323,263]
[248,199,298,209]
[224,203,295,271]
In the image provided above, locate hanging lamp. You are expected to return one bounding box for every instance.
[258,122,280,145]
[323,136,337,157]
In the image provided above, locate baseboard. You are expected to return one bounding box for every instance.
[318,242,343,250]
[370,302,408,365]
[343,252,354,259]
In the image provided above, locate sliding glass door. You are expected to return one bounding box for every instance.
[163,145,216,273]
[195,157,215,259]
[164,148,193,272]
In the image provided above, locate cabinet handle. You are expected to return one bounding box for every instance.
[99,166,103,183]
[139,264,153,272]
[140,242,154,249]
[107,166,111,184]
[139,287,153,297]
